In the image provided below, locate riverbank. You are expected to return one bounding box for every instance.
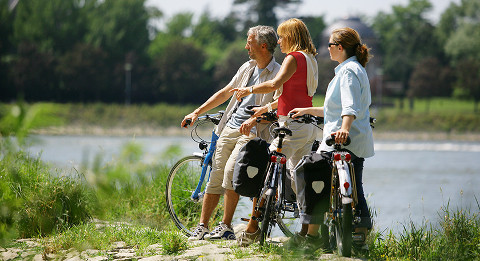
[31,124,480,141]
[0,222,365,261]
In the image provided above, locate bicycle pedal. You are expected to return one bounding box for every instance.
[240,217,250,222]
[352,232,365,242]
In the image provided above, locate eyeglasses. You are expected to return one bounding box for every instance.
[328,42,339,47]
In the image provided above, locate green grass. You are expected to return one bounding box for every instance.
[366,202,480,260]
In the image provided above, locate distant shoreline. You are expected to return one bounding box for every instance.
[31,125,480,141]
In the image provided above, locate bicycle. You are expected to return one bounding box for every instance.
[250,112,322,245]
[165,111,224,236]
[323,117,375,257]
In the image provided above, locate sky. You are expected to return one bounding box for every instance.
[146,0,461,25]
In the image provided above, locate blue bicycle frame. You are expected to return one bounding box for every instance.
[190,130,219,201]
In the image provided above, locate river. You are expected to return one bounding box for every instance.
[25,134,480,235]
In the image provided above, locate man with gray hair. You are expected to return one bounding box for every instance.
[181,25,282,241]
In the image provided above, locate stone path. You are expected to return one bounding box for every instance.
[1,238,365,261]
[1,223,365,260]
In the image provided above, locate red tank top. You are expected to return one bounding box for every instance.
[277,52,313,116]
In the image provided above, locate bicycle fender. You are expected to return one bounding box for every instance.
[335,160,353,202]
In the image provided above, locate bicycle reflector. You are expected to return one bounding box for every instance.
[270,155,287,164]
[344,153,351,162]
[344,182,350,190]
[334,153,342,161]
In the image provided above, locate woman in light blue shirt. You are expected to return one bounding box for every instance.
[289,27,374,249]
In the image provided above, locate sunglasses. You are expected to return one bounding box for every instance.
[328,42,339,47]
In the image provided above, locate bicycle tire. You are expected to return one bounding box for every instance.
[165,155,223,236]
[276,164,302,237]
[259,189,275,245]
[276,203,301,237]
[335,202,353,257]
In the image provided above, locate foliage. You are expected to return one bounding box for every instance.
[159,231,188,255]
[456,59,480,112]
[153,40,212,104]
[407,57,454,111]
[367,203,480,260]
[0,145,94,242]
[437,0,480,112]
[43,222,164,256]
[233,0,302,27]
[372,0,441,97]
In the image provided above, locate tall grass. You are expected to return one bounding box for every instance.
[0,143,94,243]
[367,201,480,260]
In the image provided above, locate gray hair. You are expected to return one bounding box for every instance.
[247,25,278,55]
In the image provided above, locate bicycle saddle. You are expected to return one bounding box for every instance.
[273,127,293,137]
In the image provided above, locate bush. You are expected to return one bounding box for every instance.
[0,141,94,241]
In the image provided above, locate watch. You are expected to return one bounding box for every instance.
[249,86,254,93]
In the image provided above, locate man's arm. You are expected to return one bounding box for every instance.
[181,85,233,128]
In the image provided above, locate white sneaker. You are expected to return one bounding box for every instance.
[204,222,236,240]
[188,223,210,241]
[237,228,260,246]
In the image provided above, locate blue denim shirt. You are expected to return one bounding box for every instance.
[319,56,374,158]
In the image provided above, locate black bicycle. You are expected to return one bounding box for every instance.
[252,112,323,245]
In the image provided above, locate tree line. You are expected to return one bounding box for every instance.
[0,0,479,111]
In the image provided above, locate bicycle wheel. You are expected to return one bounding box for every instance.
[259,190,275,245]
[335,202,353,257]
[165,155,223,236]
[276,164,301,237]
[276,201,302,237]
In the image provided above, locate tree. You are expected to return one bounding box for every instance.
[12,0,92,54]
[56,43,108,102]
[11,43,57,101]
[372,0,441,109]
[0,0,15,101]
[233,0,301,27]
[299,16,326,49]
[439,0,480,112]
[153,40,212,104]
[213,40,250,89]
[408,57,453,112]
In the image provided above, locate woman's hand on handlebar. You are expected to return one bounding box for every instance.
[288,107,313,119]
[181,112,198,128]
[333,128,349,145]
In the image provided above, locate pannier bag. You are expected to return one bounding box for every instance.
[232,137,269,197]
[294,151,332,222]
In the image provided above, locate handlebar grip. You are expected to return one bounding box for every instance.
[325,134,351,146]
[245,105,261,115]
[183,119,192,127]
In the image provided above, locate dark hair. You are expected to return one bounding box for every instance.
[331,27,372,67]
[248,25,278,55]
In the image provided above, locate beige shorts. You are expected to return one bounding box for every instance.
[205,126,255,194]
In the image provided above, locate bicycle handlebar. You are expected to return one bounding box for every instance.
[183,111,225,127]
[325,133,351,147]
[289,112,323,125]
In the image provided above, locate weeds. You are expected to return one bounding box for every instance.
[367,203,480,260]
[159,230,188,255]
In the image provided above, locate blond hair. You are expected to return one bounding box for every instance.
[277,18,317,55]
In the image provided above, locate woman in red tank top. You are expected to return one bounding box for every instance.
[232,18,319,246]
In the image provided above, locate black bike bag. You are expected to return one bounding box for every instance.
[232,137,269,197]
